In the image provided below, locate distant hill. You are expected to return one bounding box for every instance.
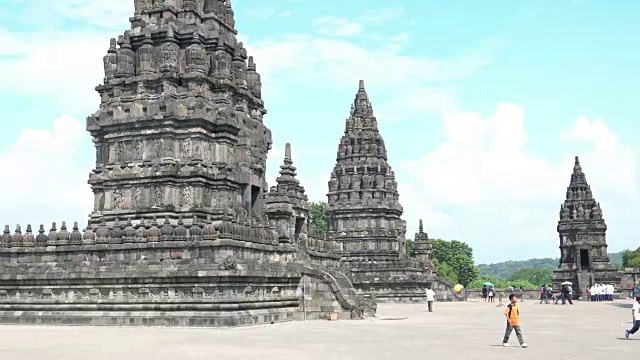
[478,252,623,280]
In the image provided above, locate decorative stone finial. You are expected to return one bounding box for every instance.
[36,224,49,246]
[358,79,365,91]
[285,143,292,160]
[418,219,423,233]
[573,155,582,174]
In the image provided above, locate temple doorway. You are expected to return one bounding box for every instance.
[580,249,590,271]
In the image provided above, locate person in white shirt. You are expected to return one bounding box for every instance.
[625,297,640,338]
[426,286,436,312]
[609,285,615,301]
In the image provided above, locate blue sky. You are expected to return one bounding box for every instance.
[0,0,639,264]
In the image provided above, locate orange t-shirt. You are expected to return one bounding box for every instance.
[504,303,520,326]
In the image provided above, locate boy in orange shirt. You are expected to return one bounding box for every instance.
[502,294,528,348]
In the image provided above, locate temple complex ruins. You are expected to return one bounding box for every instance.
[0,0,431,326]
[551,156,621,296]
[325,81,432,301]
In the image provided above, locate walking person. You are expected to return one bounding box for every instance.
[564,284,574,305]
[540,284,548,304]
[625,296,640,339]
[482,286,488,302]
[555,285,565,305]
[488,287,494,303]
[426,286,435,312]
[519,286,525,302]
[502,294,528,348]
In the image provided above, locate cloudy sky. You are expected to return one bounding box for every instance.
[1,0,639,264]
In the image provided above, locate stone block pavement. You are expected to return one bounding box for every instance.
[0,299,636,359]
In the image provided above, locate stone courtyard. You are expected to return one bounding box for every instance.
[0,299,635,359]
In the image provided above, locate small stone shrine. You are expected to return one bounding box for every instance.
[0,0,376,326]
[413,219,434,273]
[551,156,621,297]
[325,81,432,301]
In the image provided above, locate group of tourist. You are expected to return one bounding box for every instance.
[539,284,574,305]
[481,285,497,302]
[587,283,615,301]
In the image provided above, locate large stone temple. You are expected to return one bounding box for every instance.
[551,156,621,296]
[0,0,433,326]
[326,81,432,301]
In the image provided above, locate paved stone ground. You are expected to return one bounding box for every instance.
[0,299,637,359]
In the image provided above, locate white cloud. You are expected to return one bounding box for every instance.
[399,104,637,261]
[0,115,93,229]
[312,17,364,37]
[360,5,406,24]
[10,0,132,29]
[246,34,499,89]
[0,29,118,113]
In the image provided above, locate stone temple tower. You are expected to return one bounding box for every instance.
[325,80,429,301]
[86,0,271,226]
[552,156,621,296]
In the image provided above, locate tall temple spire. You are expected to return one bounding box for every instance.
[345,79,380,134]
[560,155,600,222]
[87,0,269,225]
[326,80,404,252]
[552,155,619,297]
[324,80,430,299]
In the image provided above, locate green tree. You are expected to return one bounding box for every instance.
[308,202,328,236]
[431,239,480,286]
[622,248,640,268]
[405,239,415,257]
[507,268,552,286]
[477,258,558,279]
[433,259,458,284]
[467,276,537,290]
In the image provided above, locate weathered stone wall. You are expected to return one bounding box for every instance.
[0,219,307,326]
[346,259,430,302]
[0,216,377,326]
[619,269,640,292]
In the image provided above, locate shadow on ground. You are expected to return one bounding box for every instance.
[611,303,632,309]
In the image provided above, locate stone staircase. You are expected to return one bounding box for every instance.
[300,265,376,320]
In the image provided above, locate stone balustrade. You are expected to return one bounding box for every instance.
[0,216,285,249]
